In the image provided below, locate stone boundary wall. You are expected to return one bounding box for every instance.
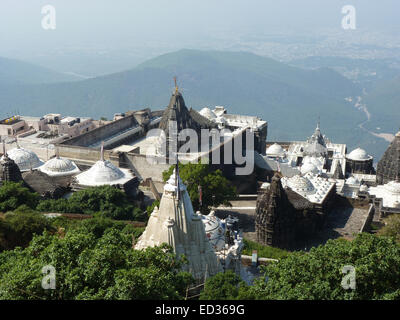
[360,204,375,233]
[56,144,115,164]
[60,115,138,147]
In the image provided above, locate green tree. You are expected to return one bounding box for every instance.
[0,221,192,300]
[37,185,146,221]
[250,233,400,300]
[377,215,400,243]
[0,206,53,251]
[0,182,39,212]
[146,200,160,218]
[200,271,252,300]
[163,163,237,214]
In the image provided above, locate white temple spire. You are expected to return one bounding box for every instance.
[100,141,105,162]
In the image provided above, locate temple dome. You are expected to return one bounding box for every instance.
[384,181,400,195]
[360,184,369,192]
[75,160,127,186]
[287,175,315,194]
[1,147,43,172]
[347,148,371,161]
[202,214,225,251]
[266,143,285,157]
[199,107,217,120]
[301,161,319,175]
[40,157,80,177]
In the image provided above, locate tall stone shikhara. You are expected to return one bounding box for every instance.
[135,169,222,282]
[377,131,400,185]
[157,88,216,158]
[0,143,23,185]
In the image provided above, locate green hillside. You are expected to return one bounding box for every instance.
[363,76,400,132]
[0,49,372,155]
[0,57,81,85]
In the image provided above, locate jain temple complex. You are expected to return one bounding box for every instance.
[1,85,400,279]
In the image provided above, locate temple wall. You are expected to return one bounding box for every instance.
[60,115,139,147]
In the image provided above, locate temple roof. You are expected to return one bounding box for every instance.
[1,147,43,172]
[39,156,80,177]
[347,147,372,161]
[22,170,69,198]
[75,160,132,186]
[159,91,215,136]
[377,133,400,184]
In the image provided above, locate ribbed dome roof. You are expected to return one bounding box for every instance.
[303,156,322,167]
[347,148,371,161]
[287,175,315,194]
[266,143,285,157]
[75,160,127,186]
[201,214,225,251]
[199,107,217,120]
[1,147,43,172]
[301,162,319,175]
[40,157,80,177]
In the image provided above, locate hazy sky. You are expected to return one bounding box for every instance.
[0,0,399,75]
[0,0,399,50]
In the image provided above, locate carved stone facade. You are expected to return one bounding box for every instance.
[377,132,400,185]
[256,173,336,249]
[158,90,216,158]
[0,153,23,185]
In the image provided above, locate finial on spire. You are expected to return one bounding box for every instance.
[174,76,178,94]
[100,141,105,161]
[55,146,60,159]
[317,116,320,130]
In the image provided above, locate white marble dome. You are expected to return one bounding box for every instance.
[266,143,285,157]
[303,156,323,167]
[1,147,43,172]
[301,161,319,175]
[199,107,217,120]
[347,148,371,161]
[75,160,128,186]
[384,181,400,195]
[202,214,225,251]
[39,156,80,177]
[287,175,315,194]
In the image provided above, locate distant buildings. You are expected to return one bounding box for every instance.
[0,114,96,142]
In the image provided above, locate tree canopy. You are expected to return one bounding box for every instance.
[0,206,54,251]
[36,185,146,221]
[200,270,251,300]
[163,163,237,214]
[251,233,400,300]
[377,215,400,243]
[0,182,39,212]
[0,218,192,300]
